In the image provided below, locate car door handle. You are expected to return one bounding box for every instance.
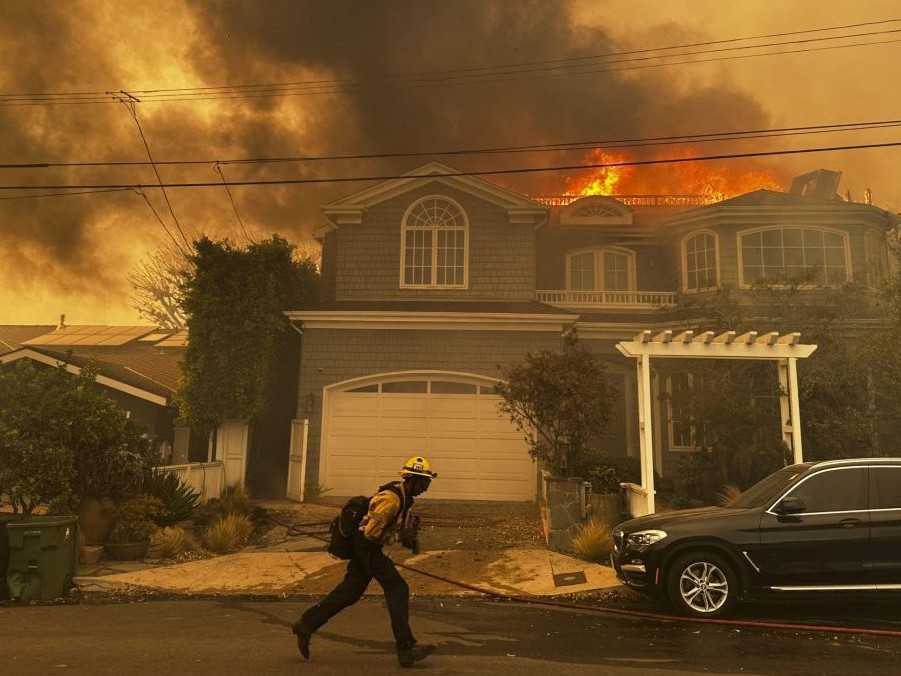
[840,518,863,528]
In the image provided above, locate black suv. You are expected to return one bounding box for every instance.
[611,458,901,617]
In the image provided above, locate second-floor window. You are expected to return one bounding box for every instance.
[682,231,719,292]
[401,196,469,288]
[738,226,850,287]
[566,247,635,291]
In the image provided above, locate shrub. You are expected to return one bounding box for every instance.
[579,454,664,495]
[205,513,254,553]
[0,360,159,515]
[108,495,163,544]
[571,520,613,562]
[151,526,190,558]
[304,483,332,501]
[143,470,200,526]
[218,484,252,515]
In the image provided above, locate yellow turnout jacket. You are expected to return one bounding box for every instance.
[360,482,411,545]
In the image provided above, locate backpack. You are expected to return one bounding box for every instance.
[326,483,407,560]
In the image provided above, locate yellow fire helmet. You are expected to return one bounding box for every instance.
[400,456,438,480]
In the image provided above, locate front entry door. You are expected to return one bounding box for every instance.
[868,465,901,585]
[755,466,870,587]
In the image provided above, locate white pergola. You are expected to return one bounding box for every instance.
[616,330,818,515]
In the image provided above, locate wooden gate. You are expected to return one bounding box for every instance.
[217,420,249,489]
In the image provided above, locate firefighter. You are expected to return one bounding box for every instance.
[292,456,438,668]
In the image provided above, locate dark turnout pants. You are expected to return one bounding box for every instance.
[296,538,415,651]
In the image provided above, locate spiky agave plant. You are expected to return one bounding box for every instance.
[143,470,201,527]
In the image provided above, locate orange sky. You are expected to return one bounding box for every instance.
[1,0,900,324]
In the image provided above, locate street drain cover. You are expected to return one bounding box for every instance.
[553,571,587,587]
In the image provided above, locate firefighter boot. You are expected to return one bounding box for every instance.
[292,625,311,660]
[398,643,436,668]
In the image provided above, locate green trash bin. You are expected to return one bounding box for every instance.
[5,515,79,601]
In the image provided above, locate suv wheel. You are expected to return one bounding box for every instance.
[666,552,737,618]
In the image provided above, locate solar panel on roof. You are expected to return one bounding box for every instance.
[155,330,188,347]
[23,325,157,347]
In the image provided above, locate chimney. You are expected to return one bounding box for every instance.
[865,188,873,205]
[58,313,66,329]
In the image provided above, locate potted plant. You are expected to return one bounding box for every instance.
[105,496,163,561]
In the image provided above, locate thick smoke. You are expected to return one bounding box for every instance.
[0,0,771,321]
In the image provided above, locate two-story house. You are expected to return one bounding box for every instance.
[286,163,897,502]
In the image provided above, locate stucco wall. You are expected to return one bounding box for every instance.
[333,182,536,301]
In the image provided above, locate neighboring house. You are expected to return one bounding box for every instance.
[0,323,194,462]
[0,325,55,354]
[286,163,898,502]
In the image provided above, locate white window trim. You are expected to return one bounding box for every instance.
[564,246,637,292]
[864,229,889,289]
[736,225,853,290]
[666,373,700,452]
[399,194,470,290]
[680,229,721,293]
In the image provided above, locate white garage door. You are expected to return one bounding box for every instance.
[322,374,536,501]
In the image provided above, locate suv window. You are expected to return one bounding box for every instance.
[783,467,868,513]
[870,466,901,510]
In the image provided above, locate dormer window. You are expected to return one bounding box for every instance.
[400,195,469,288]
[738,226,850,287]
[682,231,720,292]
[566,247,635,291]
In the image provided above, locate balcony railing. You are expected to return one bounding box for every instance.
[537,289,677,310]
[532,194,717,207]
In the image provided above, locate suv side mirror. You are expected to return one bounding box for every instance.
[776,496,806,514]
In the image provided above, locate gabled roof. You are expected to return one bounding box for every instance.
[0,347,174,406]
[321,162,547,229]
[0,325,55,354]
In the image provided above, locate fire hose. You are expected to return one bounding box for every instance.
[268,514,901,640]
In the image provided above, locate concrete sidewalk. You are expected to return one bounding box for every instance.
[74,546,621,598]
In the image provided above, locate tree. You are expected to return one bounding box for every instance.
[673,281,901,474]
[178,235,319,430]
[129,244,192,329]
[496,331,616,475]
[0,361,158,514]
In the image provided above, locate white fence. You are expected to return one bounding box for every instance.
[154,461,225,503]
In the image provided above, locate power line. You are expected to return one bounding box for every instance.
[214,162,254,244]
[1,23,900,106]
[1,140,899,191]
[0,187,132,200]
[118,98,192,249]
[3,118,901,169]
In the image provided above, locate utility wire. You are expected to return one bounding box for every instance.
[1,18,899,101]
[1,140,899,191]
[118,97,192,249]
[1,25,900,106]
[0,187,132,200]
[2,118,900,168]
[133,189,191,257]
[214,162,254,244]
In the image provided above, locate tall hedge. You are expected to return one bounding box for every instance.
[178,236,319,430]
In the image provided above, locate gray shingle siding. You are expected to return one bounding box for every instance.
[334,182,536,301]
[296,328,562,487]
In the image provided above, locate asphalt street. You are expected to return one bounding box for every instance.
[3,597,900,675]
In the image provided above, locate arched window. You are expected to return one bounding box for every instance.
[566,247,635,291]
[738,226,850,287]
[682,231,719,292]
[400,196,468,288]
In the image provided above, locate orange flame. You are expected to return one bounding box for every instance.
[564,147,784,202]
